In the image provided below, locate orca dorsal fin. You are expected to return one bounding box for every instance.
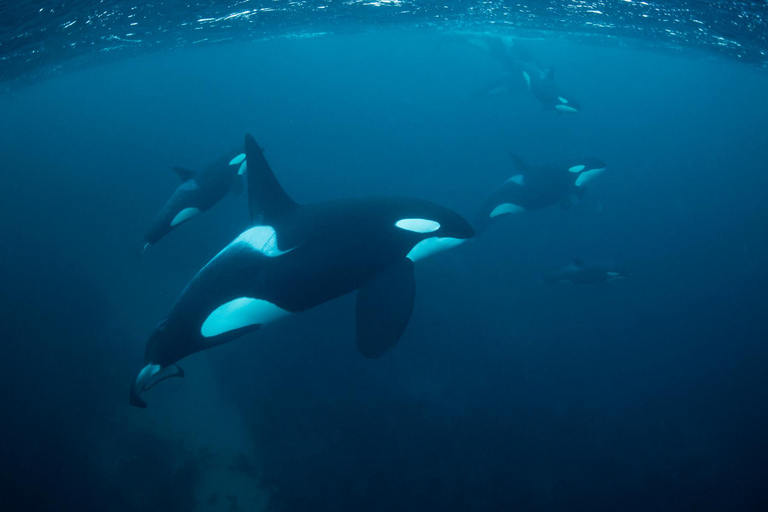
[172,167,195,181]
[573,257,585,267]
[544,68,555,81]
[244,133,297,224]
[508,152,530,173]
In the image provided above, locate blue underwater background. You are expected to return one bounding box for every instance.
[2,3,768,511]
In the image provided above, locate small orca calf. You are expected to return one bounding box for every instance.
[475,153,607,232]
[469,35,581,113]
[140,147,248,253]
[130,134,475,407]
[544,258,630,286]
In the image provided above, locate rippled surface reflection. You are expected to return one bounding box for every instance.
[1,1,767,88]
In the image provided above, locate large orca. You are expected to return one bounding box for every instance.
[469,35,582,113]
[475,153,607,232]
[130,134,475,408]
[544,258,630,286]
[140,147,248,253]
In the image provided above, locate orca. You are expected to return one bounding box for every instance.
[140,147,248,254]
[475,153,607,233]
[544,258,630,286]
[519,63,582,113]
[470,35,582,113]
[130,134,474,408]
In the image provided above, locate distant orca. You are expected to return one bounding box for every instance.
[519,63,582,113]
[469,35,582,113]
[140,147,248,253]
[475,153,607,232]
[130,134,475,408]
[544,258,630,285]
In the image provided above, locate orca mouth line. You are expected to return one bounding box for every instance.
[129,381,148,409]
[130,363,185,409]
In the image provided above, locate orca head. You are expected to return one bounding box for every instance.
[130,318,196,408]
[553,95,581,113]
[569,157,607,187]
[394,208,474,262]
[143,180,201,246]
[130,288,283,408]
[130,362,185,409]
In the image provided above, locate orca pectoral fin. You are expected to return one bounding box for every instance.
[476,76,511,97]
[561,192,580,210]
[508,152,530,173]
[563,185,586,209]
[172,166,195,181]
[229,174,244,196]
[355,259,415,359]
[568,193,581,207]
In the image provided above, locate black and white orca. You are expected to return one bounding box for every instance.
[140,147,248,253]
[130,134,475,408]
[519,62,582,114]
[544,258,630,286]
[475,153,607,232]
[469,35,581,113]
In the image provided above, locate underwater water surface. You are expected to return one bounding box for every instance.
[1,2,768,511]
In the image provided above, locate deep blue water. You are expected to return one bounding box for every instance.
[2,4,768,512]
